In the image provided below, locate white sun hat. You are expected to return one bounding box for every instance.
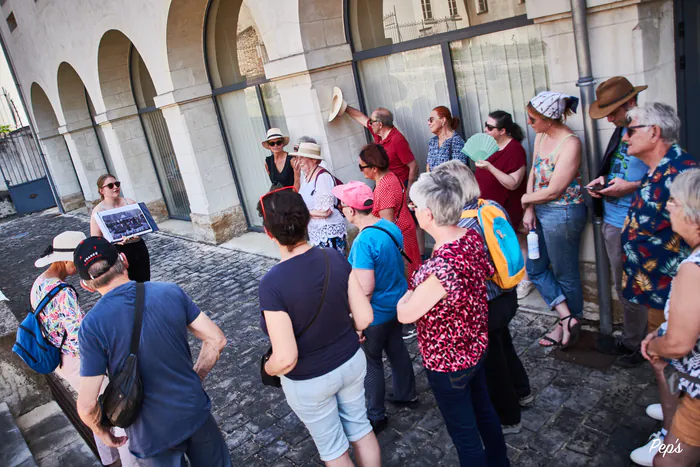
[328,87,348,122]
[34,231,87,268]
[290,142,323,160]
[261,128,290,150]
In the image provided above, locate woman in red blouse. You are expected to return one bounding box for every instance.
[476,110,533,300]
[359,144,421,277]
[397,170,509,467]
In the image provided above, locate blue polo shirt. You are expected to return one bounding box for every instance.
[79,281,210,458]
[348,219,408,326]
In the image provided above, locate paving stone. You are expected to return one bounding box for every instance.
[521,406,556,432]
[608,425,651,452]
[566,425,609,456]
[584,409,621,435]
[504,427,536,449]
[533,385,572,410]
[284,437,317,465]
[549,448,590,467]
[563,388,603,413]
[531,408,584,455]
[258,440,290,463]
[512,448,549,467]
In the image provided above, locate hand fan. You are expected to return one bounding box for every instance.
[461,133,499,162]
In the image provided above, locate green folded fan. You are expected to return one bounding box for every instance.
[461,133,499,162]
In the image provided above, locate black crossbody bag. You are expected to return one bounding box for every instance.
[261,249,330,388]
[363,225,413,264]
[100,282,145,428]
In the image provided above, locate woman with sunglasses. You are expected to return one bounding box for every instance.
[476,110,532,300]
[258,188,381,467]
[521,92,586,349]
[426,106,467,172]
[90,173,151,282]
[262,128,299,190]
[358,144,421,277]
[292,142,347,255]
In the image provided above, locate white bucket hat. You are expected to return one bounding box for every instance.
[261,128,290,150]
[290,142,323,160]
[328,87,348,122]
[34,231,87,268]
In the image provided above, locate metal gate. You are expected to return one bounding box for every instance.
[0,127,56,214]
[140,110,191,220]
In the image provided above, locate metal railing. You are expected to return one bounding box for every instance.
[0,127,46,188]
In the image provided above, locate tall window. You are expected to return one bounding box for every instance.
[476,0,488,14]
[448,0,459,17]
[421,0,433,21]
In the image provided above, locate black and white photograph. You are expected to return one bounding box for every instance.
[95,204,153,242]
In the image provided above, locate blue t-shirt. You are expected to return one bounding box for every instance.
[79,281,210,458]
[259,247,359,381]
[604,128,649,228]
[348,219,408,326]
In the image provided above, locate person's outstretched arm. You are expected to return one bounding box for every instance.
[345,105,370,127]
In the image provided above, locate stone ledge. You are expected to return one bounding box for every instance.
[191,204,247,245]
[0,401,37,467]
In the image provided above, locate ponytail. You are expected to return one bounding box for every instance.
[488,110,525,142]
[433,106,460,131]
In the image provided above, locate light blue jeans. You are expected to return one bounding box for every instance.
[526,203,587,318]
[280,349,372,462]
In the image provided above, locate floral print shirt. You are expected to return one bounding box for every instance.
[30,277,83,356]
[409,230,494,372]
[621,145,698,308]
[533,133,584,206]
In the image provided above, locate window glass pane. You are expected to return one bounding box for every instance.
[260,82,289,137]
[451,24,548,160]
[217,88,270,227]
[357,45,448,171]
[349,0,527,52]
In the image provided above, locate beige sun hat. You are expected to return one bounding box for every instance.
[290,142,323,160]
[261,128,290,150]
[328,87,348,122]
[34,231,87,268]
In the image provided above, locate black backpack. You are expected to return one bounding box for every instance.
[99,282,145,428]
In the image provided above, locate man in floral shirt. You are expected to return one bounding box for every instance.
[620,103,698,366]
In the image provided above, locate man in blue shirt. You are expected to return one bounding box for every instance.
[587,77,650,365]
[73,237,230,466]
[332,181,416,434]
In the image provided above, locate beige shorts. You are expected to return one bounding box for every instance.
[671,393,700,447]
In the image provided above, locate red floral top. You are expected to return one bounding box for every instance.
[409,230,494,372]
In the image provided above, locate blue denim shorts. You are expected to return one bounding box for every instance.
[280,349,372,461]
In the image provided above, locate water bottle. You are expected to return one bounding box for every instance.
[527,230,540,260]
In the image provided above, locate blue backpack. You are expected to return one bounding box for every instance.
[13,283,73,374]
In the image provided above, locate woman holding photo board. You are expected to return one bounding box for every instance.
[90,173,151,282]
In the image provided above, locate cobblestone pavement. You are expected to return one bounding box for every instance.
[0,211,661,466]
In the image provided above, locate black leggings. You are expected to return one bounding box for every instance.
[116,239,151,283]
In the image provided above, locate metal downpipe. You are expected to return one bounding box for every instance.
[570,0,613,335]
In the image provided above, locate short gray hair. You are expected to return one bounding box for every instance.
[374,108,394,127]
[431,160,480,204]
[626,102,681,145]
[670,168,700,226]
[409,171,464,227]
[296,135,317,145]
[83,258,127,289]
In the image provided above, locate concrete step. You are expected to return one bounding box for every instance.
[16,402,100,467]
[0,401,37,467]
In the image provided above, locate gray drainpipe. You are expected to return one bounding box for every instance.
[0,29,64,213]
[570,0,613,336]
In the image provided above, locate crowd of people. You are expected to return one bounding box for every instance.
[22,75,700,467]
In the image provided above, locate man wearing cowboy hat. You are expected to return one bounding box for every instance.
[585,76,649,363]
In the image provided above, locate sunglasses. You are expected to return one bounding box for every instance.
[484,123,497,131]
[268,140,285,147]
[358,164,373,171]
[102,181,121,190]
[259,186,296,221]
[626,125,652,137]
[369,119,380,125]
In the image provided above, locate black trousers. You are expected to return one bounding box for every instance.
[485,290,531,426]
[117,238,151,283]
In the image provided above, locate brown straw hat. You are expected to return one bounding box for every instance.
[589,77,647,119]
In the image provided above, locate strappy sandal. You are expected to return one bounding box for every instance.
[539,323,563,347]
[560,315,581,350]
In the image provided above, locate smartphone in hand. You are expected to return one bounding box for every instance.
[588,183,607,192]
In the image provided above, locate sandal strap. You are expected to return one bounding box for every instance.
[560,315,574,322]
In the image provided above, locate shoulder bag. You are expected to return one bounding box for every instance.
[260,249,330,388]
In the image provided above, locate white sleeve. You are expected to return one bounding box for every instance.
[313,173,337,211]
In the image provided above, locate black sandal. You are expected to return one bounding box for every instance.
[539,323,563,348]
[560,315,581,350]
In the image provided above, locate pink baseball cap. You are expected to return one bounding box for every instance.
[332,181,374,210]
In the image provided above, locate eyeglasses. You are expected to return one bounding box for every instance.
[627,125,652,137]
[102,181,121,190]
[358,164,373,171]
[268,140,285,147]
[369,119,380,125]
[484,123,497,131]
[259,186,296,221]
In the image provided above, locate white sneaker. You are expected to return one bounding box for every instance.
[646,403,663,421]
[630,430,663,467]
[516,280,535,300]
[501,422,522,435]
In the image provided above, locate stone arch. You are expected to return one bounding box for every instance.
[57,62,94,129]
[30,83,61,138]
[298,0,346,54]
[165,0,210,92]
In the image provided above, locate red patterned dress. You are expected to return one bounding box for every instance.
[409,230,494,372]
[372,171,421,277]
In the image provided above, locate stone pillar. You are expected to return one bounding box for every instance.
[154,91,246,244]
[94,110,168,221]
[59,124,108,208]
[36,133,84,212]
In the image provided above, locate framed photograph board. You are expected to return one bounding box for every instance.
[95,203,159,243]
